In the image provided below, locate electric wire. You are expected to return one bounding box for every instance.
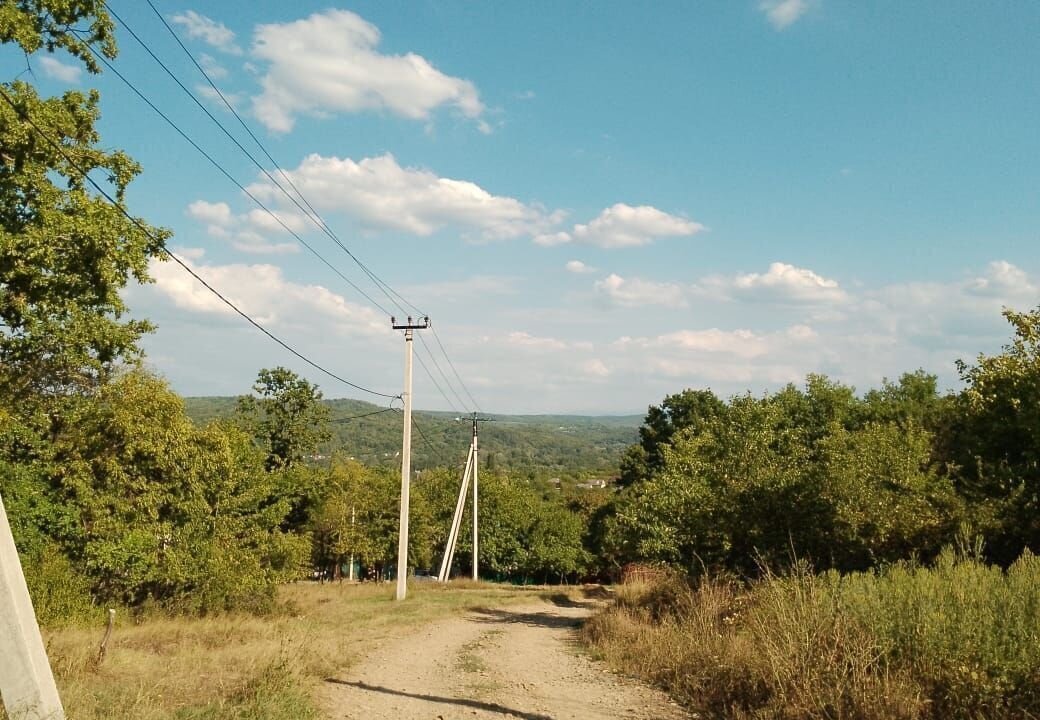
[87,6,486,417]
[413,348,461,415]
[416,334,471,413]
[411,416,468,469]
[110,1,417,321]
[70,31,393,318]
[430,326,484,414]
[121,5,485,413]
[0,86,399,401]
[329,407,399,423]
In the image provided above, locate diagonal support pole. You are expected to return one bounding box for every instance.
[0,493,65,720]
[438,445,474,581]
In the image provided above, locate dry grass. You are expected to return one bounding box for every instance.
[25,580,540,720]
[582,552,1040,720]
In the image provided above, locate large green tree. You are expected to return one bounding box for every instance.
[1,2,167,402]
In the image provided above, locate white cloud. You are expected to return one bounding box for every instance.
[170,11,242,54]
[759,0,812,30]
[699,261,847,303]
[244,153,557,241]
[198,53,229,80]
[533,232,573,247]
[965,260,1037,297]
[186,200,300,254]
[403,275,519,302]
[567,204,704,248]
[595,273,687,308]
[505,331,568,351]
[582,358,610,378]
[38,56,81,83]
[149,252,385,336]
[249,9,485,132]
[565,260,595,274]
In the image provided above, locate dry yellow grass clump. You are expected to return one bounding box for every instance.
[20,581,537,720]
[582,551,1040,720]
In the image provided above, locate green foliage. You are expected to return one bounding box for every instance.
[954,307,1040,562]
[0,80,169,400]
[619,388,726,486]
[235,367,331,472]
[604,376,963,576]
[0,0,116,74]
[185,396,639,482]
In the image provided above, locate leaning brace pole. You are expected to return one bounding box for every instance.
[0,493,65,719]
[392,315,430,601]
[438,445,473,582]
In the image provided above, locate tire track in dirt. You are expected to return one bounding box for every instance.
[320,595,686,720]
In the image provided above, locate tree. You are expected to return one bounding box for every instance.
[236,367,331,471]
[619,388,726,486]
[954,307,1040,562]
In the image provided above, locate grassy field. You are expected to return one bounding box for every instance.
[22,581,542,720]
[582,550,1040,720]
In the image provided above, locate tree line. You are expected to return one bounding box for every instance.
[595,307,1040,577]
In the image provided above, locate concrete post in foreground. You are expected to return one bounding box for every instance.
[0,493,65,720]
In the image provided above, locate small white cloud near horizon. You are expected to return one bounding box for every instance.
[759,0,812,30]
[38,56,81,83]
[170,10,242,54]
[546,204,703,249]
[250,9,485,133]
[565,260,595,274]
[595,273,687,308]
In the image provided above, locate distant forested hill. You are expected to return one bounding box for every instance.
[183,397,640,481]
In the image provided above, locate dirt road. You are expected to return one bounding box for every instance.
[320,593,687,720]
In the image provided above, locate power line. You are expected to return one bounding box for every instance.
[430,326,484,413]
[0,85,399,401]
[110,1,419,321]
[411,416,467,469]
[120,5,486,416]
[413,347,461,414]
[329,407,399,423]
[70,30,394,318]
[417,334,471,413]
[86,7,485,418]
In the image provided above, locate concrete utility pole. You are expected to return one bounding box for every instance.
[438,414,492,583]
[0,493,65,720]
[392,316,430,601]
[471,418,480,581]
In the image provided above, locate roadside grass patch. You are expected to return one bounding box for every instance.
[582,550,1040,719]
[29,581,539,720]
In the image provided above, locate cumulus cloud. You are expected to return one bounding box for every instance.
[595,273,687,308]
[185,200,301,254]
[698,261,847,304]
[759,0,812,30]
[38,56,81,83]
[243,153,557,241]
[249,9,485,132]
[149,251,385,336]
[170,10,242,54]
[565,260,595,274]
[545,204,703,249]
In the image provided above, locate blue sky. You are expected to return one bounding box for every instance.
[7,1,1039,413]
